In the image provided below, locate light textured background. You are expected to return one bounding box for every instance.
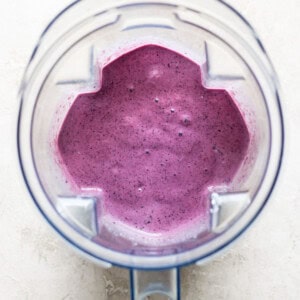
[0,0,299,299]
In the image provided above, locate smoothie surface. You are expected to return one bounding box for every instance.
[57,45,249,237]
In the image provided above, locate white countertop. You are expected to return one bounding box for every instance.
[0,0,299,299]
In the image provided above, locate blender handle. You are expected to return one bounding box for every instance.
[130,268,181,300]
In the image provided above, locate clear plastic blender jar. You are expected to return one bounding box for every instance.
[18,1,284,299]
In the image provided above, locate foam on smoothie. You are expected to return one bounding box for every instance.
[57,45,249,244]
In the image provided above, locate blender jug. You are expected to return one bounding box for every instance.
[18,1,284,299]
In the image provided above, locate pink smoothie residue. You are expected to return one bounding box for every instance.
[57,45,249,238]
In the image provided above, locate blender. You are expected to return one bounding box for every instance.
[18,1,284,299]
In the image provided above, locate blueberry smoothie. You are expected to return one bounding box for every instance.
[57,45,249,241]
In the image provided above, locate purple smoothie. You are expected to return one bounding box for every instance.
[57,45,249,238]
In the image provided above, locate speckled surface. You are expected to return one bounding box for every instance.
[0,0,299,299]
[57,45,249,237]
